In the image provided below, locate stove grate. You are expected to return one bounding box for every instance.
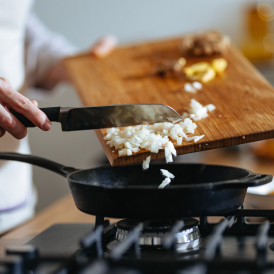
[2,208,274,273]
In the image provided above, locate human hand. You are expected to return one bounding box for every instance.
[90,35,118,58]
[0,77,51,139]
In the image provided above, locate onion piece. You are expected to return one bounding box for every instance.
[158,177,171,189]
[193,81,202,90]
[160,169,175,179]
[184,83,196,93]
[142,156,151,170]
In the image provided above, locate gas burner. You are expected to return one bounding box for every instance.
[109,218,200,253]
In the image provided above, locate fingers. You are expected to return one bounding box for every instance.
[91,35,118,58]
[0,103,27,139]
[0,127,5,137]
[31,100,38,107]
[0,77,11,85]
[0,78,52,139]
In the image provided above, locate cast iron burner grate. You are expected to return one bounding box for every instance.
[3,208,274,273]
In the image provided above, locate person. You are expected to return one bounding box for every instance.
[0,1,117,234]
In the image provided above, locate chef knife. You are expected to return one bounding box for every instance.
[11,104,182,131]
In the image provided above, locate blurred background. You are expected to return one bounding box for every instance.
[29,0,274,212]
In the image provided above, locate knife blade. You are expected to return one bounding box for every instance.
[11,104,182,131]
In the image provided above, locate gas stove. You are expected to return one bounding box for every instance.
[2,209,274,274]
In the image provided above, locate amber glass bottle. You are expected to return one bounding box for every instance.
[241,1,274,62]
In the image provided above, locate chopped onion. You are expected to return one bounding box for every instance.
[192,81,202,90]
[184,83,196,93]
[158,177,171,189]
[142,156,151,170]
[160,169,175,179]
[206,104,216,112]
[183,99,215,121]
[186,135,205,142]
[104,99,216,164]
[164,146,173,163]
[184,81,203,93]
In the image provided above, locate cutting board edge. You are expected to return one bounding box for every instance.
[96,129,274,166]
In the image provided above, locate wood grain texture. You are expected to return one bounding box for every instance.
[64,35,274,166]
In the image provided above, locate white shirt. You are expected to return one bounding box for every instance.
[0,0,76,234]
[0,0,32,89]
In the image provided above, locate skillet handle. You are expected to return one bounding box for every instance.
[244,172,273,187]
[10,107,60,127]
[0,152,76,177]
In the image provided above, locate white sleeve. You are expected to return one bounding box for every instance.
[24,13,77,89]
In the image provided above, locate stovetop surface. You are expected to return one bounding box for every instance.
[27,224,93,257]
[3,210,274,274]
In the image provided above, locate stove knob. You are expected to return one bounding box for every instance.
[0,255,23,274]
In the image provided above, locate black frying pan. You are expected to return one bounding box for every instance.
[0,152,272,219]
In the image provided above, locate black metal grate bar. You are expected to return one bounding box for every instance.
[110,223,144,260]
[178,263,207,274]
[225,209,274,217]
[256,221,270,269]
[80,225,104,258]
[162,220,185,250]
[80,259,108,274]
[204,216,235,260]
[95,216,105,227]
[7,208,274,273]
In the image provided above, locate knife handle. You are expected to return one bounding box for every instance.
[10,107,60,127]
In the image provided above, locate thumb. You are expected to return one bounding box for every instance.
[91,35,118,58]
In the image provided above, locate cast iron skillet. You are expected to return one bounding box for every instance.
[0,152,272,219]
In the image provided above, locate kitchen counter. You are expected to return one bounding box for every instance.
[1,146,274,255]
[0,195,93,255]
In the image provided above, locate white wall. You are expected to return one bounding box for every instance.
[30,0,254,212]
[33,0,253,48]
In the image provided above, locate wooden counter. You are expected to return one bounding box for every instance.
[1,147,274,255]
[0,195,91,255]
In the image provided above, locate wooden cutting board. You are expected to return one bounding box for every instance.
[64,35,274,166]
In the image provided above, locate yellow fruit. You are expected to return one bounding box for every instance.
[184,62,211,76]
[211,58,228,73]
[184,58,227,83]
[200,68,216,82]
